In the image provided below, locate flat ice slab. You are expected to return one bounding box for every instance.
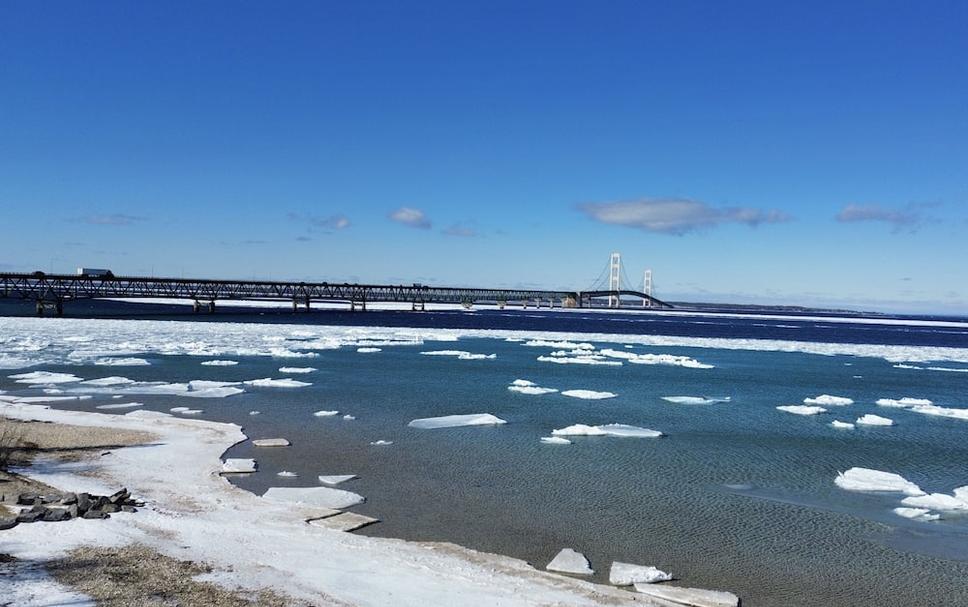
[356,347,382,353]
[253,438,291,447]
[633,583,739,607]
[244,378,312,388]
[95,402,144,410]
[540,437,572,445]
[408,413,507,429]
[421,350,496,360]
[552,424,663,438]
[314,410,339,417]
[662,396,730,405]
[561,390,617,400]
[834,468,925,496]
[877,397,932,408]
[830,420,855,429]
[319,475,357,486]
[308,512,380,532]
[546,548,594,576]
[263,486,365,510]
[279,367,316,374]
[222,458,257,473]
[776,405,826,415]
[201,360,238,366]
[894,507,941,521]
[9,371,83,384]
[804,395,854,406]
[609,562,673,586]
[900,493,968,512]
[857,414,894,426]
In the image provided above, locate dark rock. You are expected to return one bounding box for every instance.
[81,509,109,520]
[16,510,43,523]
[67,504,78,518]
[42,508,71,522]
[28,503,46,514]
[17,494,39,506]
[60,493,78,506]
[101,503,120,514]
[108,489,129,504]
[121,505,136,513]
[77,493,91,513]
[0,518,18,530]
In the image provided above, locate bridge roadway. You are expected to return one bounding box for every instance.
[0,272,671,315]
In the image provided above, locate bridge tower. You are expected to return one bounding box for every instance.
[608,252,621,308]
[643,269,653,308]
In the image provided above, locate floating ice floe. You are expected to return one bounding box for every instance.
[357,347,382,353]
[876,397,932,408]
[201,360,238,366]
[314,410,339,417]
[244,378,312,388]
[189,380,241,390]
[598,349,714,369]
[9,395,91,404]
[318,474,357,486]
[804,395,854,406]
[9,371,83,384]
[540,436,572,445]
[342,415,355,420]
[857,414,894,426]
[420,350,496,360]
[908,404,968,421]
[408,413,507,429]
[369,440,393,446]
[263,486,364,509]
[253,438,291,447]
[81,376,136,387]
[561,390,617,400]
[277,471,298,478]
[776,405,826,416]
[537,354,622,366]
[545,548,594,576]
[834,468,925,496]
[552,424,663,438]
[893,507,941,522]
[95,402,144,410]
[508,380,558,395]
[662,396,730,405]
[609,562,673,586]
[185,386,245,398]
[169,407,202,415]
[249,410,260,416]
[170,407,191,413]
[894,363,968,373]
[900,493,968,512]
[830,420,855,429]
[94,357,150,366]
[279,367,316,374]
[633,584,739,607]
[221,458,257,473]
[524,340,595,350]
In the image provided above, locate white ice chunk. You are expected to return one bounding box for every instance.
[249,410,261,416]
[561,389,617,400]
[263,486,364,509]
[221,458,257,473]
[598,349,714,369]
[244,378,312,388]
[633,583,740,607]
[318,474,357,486]
[545,548,593,576]
[11,396,91,404]
[776,405,826,416]
[314,410,339,417]
[201,360,238,366]
[524,340,595,350]
[81,376,136,387]
[857,414,894,426]
[662,396,730,405]
[537,355,622,366]
[188,380,241,390]
[9,371,83,384]
[609,562,673,586]
[876,397,932,408]
[540,437,572,445]
[179,409,203,415]
[279,367,316,374]
[408,413,507,429]
[893,507,940,521]
[356,347,382,353]
[94,357,150,366]
[804,395,854,406]
[342,415,355,420]
[95,402,144,410]
[170,407,191,413]
[834,468,925,496]
[182,386,244,398]
[909,404,968,421]
[277,471,298,478]
[511,379,535,387]
[508,385,558,395]
[369,440,393,446]
[900,493,968,512]
[253,438,291,447]
[830,420,855,429]
[420,350,496,360]
[551,424,663,438]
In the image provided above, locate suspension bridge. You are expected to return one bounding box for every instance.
[0,253,670,316]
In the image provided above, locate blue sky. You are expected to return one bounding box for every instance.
[1,1,966,314]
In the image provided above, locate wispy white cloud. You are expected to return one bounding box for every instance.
[442,223,478,237]
[578,198,791,235]
[835,203,930,232]
[75,213,146,226]
[288,213,350,231]
[389,207,431,229]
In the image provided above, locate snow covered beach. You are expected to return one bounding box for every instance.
[1,401,660,606]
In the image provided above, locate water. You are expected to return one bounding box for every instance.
[2,303,968,606]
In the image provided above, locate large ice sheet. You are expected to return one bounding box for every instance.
[909,404,968,421]
[408,413,507,429]
[857,414,895,426]
[609,562,673,586]
[263,486,364,509]
[552,424,663,438]
[776,405,826,416]
[545,548,594,576]
[803,395,853,406]
[834,468,925,496]
[876,397,932,408]
[893,507,940,522]
[561,390,617,400]
[900,493,968,512]
[244,378,312,388]
[9,371,83,384]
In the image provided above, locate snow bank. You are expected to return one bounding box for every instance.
[776,405,826,416]
[244,378,312,388]
[545,549,593,576]
[551,424,663,438]
[561,390,617,400]
[803,395,853,406]
[857,414,894,426]
[609,562,673,586]
[662,396,730,405]
[408,414,507,429]
[834,468,925,496]
[263,486,364,510]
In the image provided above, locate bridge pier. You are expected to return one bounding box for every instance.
[35,299,64,317]
[350,300,366,312]
[411,300,425,312]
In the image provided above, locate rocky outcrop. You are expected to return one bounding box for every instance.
[3,488,143,529]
